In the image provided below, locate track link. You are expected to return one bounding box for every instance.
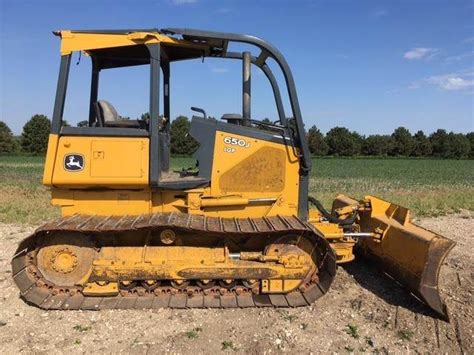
[12,213,337,310]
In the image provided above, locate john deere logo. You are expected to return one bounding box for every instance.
[64,154,84,172]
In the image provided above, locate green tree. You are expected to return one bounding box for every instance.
[261,118,272,124]
[77,120,89,127]
[12,136,21,152]
[429,129,449,158]
[307,125,328,156]
[362,135,393,156]
[0,121,16,154]
[391,127,414,156]
[170,116,199,155]
[21,114,51,155]
[325,127,361,156]
[466,132,474,159]
[412,130,432,157]
[350,131,364,155]
[446,133,470,159]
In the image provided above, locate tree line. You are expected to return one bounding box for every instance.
[307,125,473,159]
[1,114,472,159]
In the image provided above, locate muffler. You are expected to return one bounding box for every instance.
[333,195,455,321]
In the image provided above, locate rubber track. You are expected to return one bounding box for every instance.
[11,212,337,310]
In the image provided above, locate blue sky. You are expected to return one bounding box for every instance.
[1,0,473,135]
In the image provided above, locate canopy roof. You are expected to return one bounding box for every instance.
[55,29,228,69]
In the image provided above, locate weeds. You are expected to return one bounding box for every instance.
[345,324,359,339]
[397,329,414,341]
[74,339,81,345]
[278,310,297,322]
[222,340,237,351]
[185,327,202,339]
[344,345,354,353]
[73,325,91,332]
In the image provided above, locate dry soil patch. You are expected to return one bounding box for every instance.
[0,215,472,353]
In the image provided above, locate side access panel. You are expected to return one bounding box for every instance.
[50,136,149,187]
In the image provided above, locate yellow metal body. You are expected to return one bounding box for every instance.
[46,130,301,219]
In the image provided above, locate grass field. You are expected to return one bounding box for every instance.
[0,155,472,224]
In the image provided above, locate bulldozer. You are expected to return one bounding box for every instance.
[12,28,455,320]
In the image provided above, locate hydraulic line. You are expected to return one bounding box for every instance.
[308,196,357,226]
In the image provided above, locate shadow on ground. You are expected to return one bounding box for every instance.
[341,256,442,320]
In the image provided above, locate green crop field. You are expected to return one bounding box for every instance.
[0,155,472,224]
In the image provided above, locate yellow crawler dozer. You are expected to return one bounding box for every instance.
[12,28,454,320]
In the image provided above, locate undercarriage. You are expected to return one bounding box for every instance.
[12,213,336,310]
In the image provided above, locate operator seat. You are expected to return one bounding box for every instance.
[98,100,119,123]
[94,100,141,128]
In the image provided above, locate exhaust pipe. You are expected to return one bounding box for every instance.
[242,51,251,126]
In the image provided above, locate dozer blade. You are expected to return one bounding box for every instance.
[333,195,455,321]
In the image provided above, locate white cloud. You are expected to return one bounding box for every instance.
[403,47,437,60]
[408,71,474,91]
[426,73,474,91]
[171,0,197,5]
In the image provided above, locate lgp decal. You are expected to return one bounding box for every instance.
[64,153,84,172]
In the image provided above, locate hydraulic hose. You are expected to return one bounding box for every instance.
[308,196,357,226]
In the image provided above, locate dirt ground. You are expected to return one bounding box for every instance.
[0,214,472,354]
